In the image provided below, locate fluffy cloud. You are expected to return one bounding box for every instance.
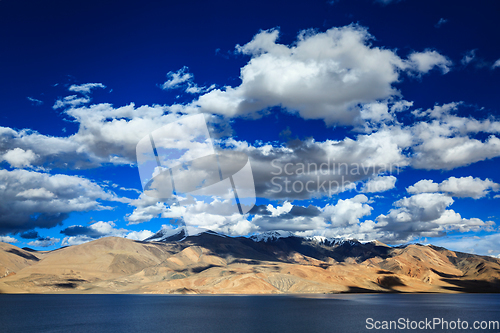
[408,176,499,199]
[0,29,497,250]
[60,221,154,245]
[261,192,491,244]
[27,237,60,248]
[127,204,166,224]
[160,67,211,94]
[125,194,168,224]
[267,201,293,217]
[407,179,439,194]
[0,105,178,168]
[68,83,106,95]
[362,175,397,193]
[238,192,491,244]
[61,235,94,246]
[411,102,461,118]
[0,102,236,170]
[53,95,91,109]
[1,148,38,168]
[440,176,500,199]
[162,195,372,239]
[122,122,410,219]
[0,126,87,169]
[492,59,500,69]
[125,230,155,241]
[0,236,18,243]
[322,194,373,227]
[359,102,400,127]
[376,193,493,242]
[161,67,193,90]
[229,126,410,200]
[60,221,127,238]
[408,50,452,74]
[411,134,500,170]
[2,59,488,184]
[160,197,253,236]
[74,184,499,246]
[3,106,409,202]
[0,169,118,234]
[410,103,500,169]
[195,25,449,125]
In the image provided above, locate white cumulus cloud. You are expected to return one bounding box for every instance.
[2,148,38,168]
[407,50,452,74]
[0,236,18,243]
[362,175,397,193]
[0,169,119,234]
[194,25,449,126]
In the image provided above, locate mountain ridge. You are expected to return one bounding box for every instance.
[1,230,499,294]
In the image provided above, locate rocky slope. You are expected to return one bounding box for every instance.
[1,230,499,294]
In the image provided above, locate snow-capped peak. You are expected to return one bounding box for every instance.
[250,230,295,242]
[307,236,360,247]
[145,226,363,247]
[190,229,229,238]
[145,226,187,242]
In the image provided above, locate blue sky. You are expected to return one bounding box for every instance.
[1,0,500,256]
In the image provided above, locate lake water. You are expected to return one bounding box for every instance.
[0,294,499,332]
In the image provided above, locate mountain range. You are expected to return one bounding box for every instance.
[1,229,499,294]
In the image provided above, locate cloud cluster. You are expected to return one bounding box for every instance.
[161,67,193,90]
[137,189,493,245]
[227,127,410,200]
[407,176,499,199]
[0,169,118,234]
[0,24,498,250]
[1,148,38,168]
[410,103,500,169]
[53,95,91,109]
[362,175,397,193]
[69,83,106,94]
[376,193,493,242]
[0,102,235,170]
[27,237,60,248]
[0,105,181,169]
[408,50,452,74]
[461,49,477,66]
[493,59,500,69]
[0,236,18,243]
[125,194,168,224]
[1,28,493,181]
[4,97,498,179]
[160,67,212,94]
[195,25,450,125]
[322,194,373,227]
[60,221,154,246]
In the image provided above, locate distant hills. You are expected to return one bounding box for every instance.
[1,229,500,294]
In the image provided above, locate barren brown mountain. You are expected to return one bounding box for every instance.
[1,231,499,294]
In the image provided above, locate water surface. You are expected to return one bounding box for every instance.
[0,294,499,332]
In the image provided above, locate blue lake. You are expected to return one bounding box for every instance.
[0,294,499,332]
